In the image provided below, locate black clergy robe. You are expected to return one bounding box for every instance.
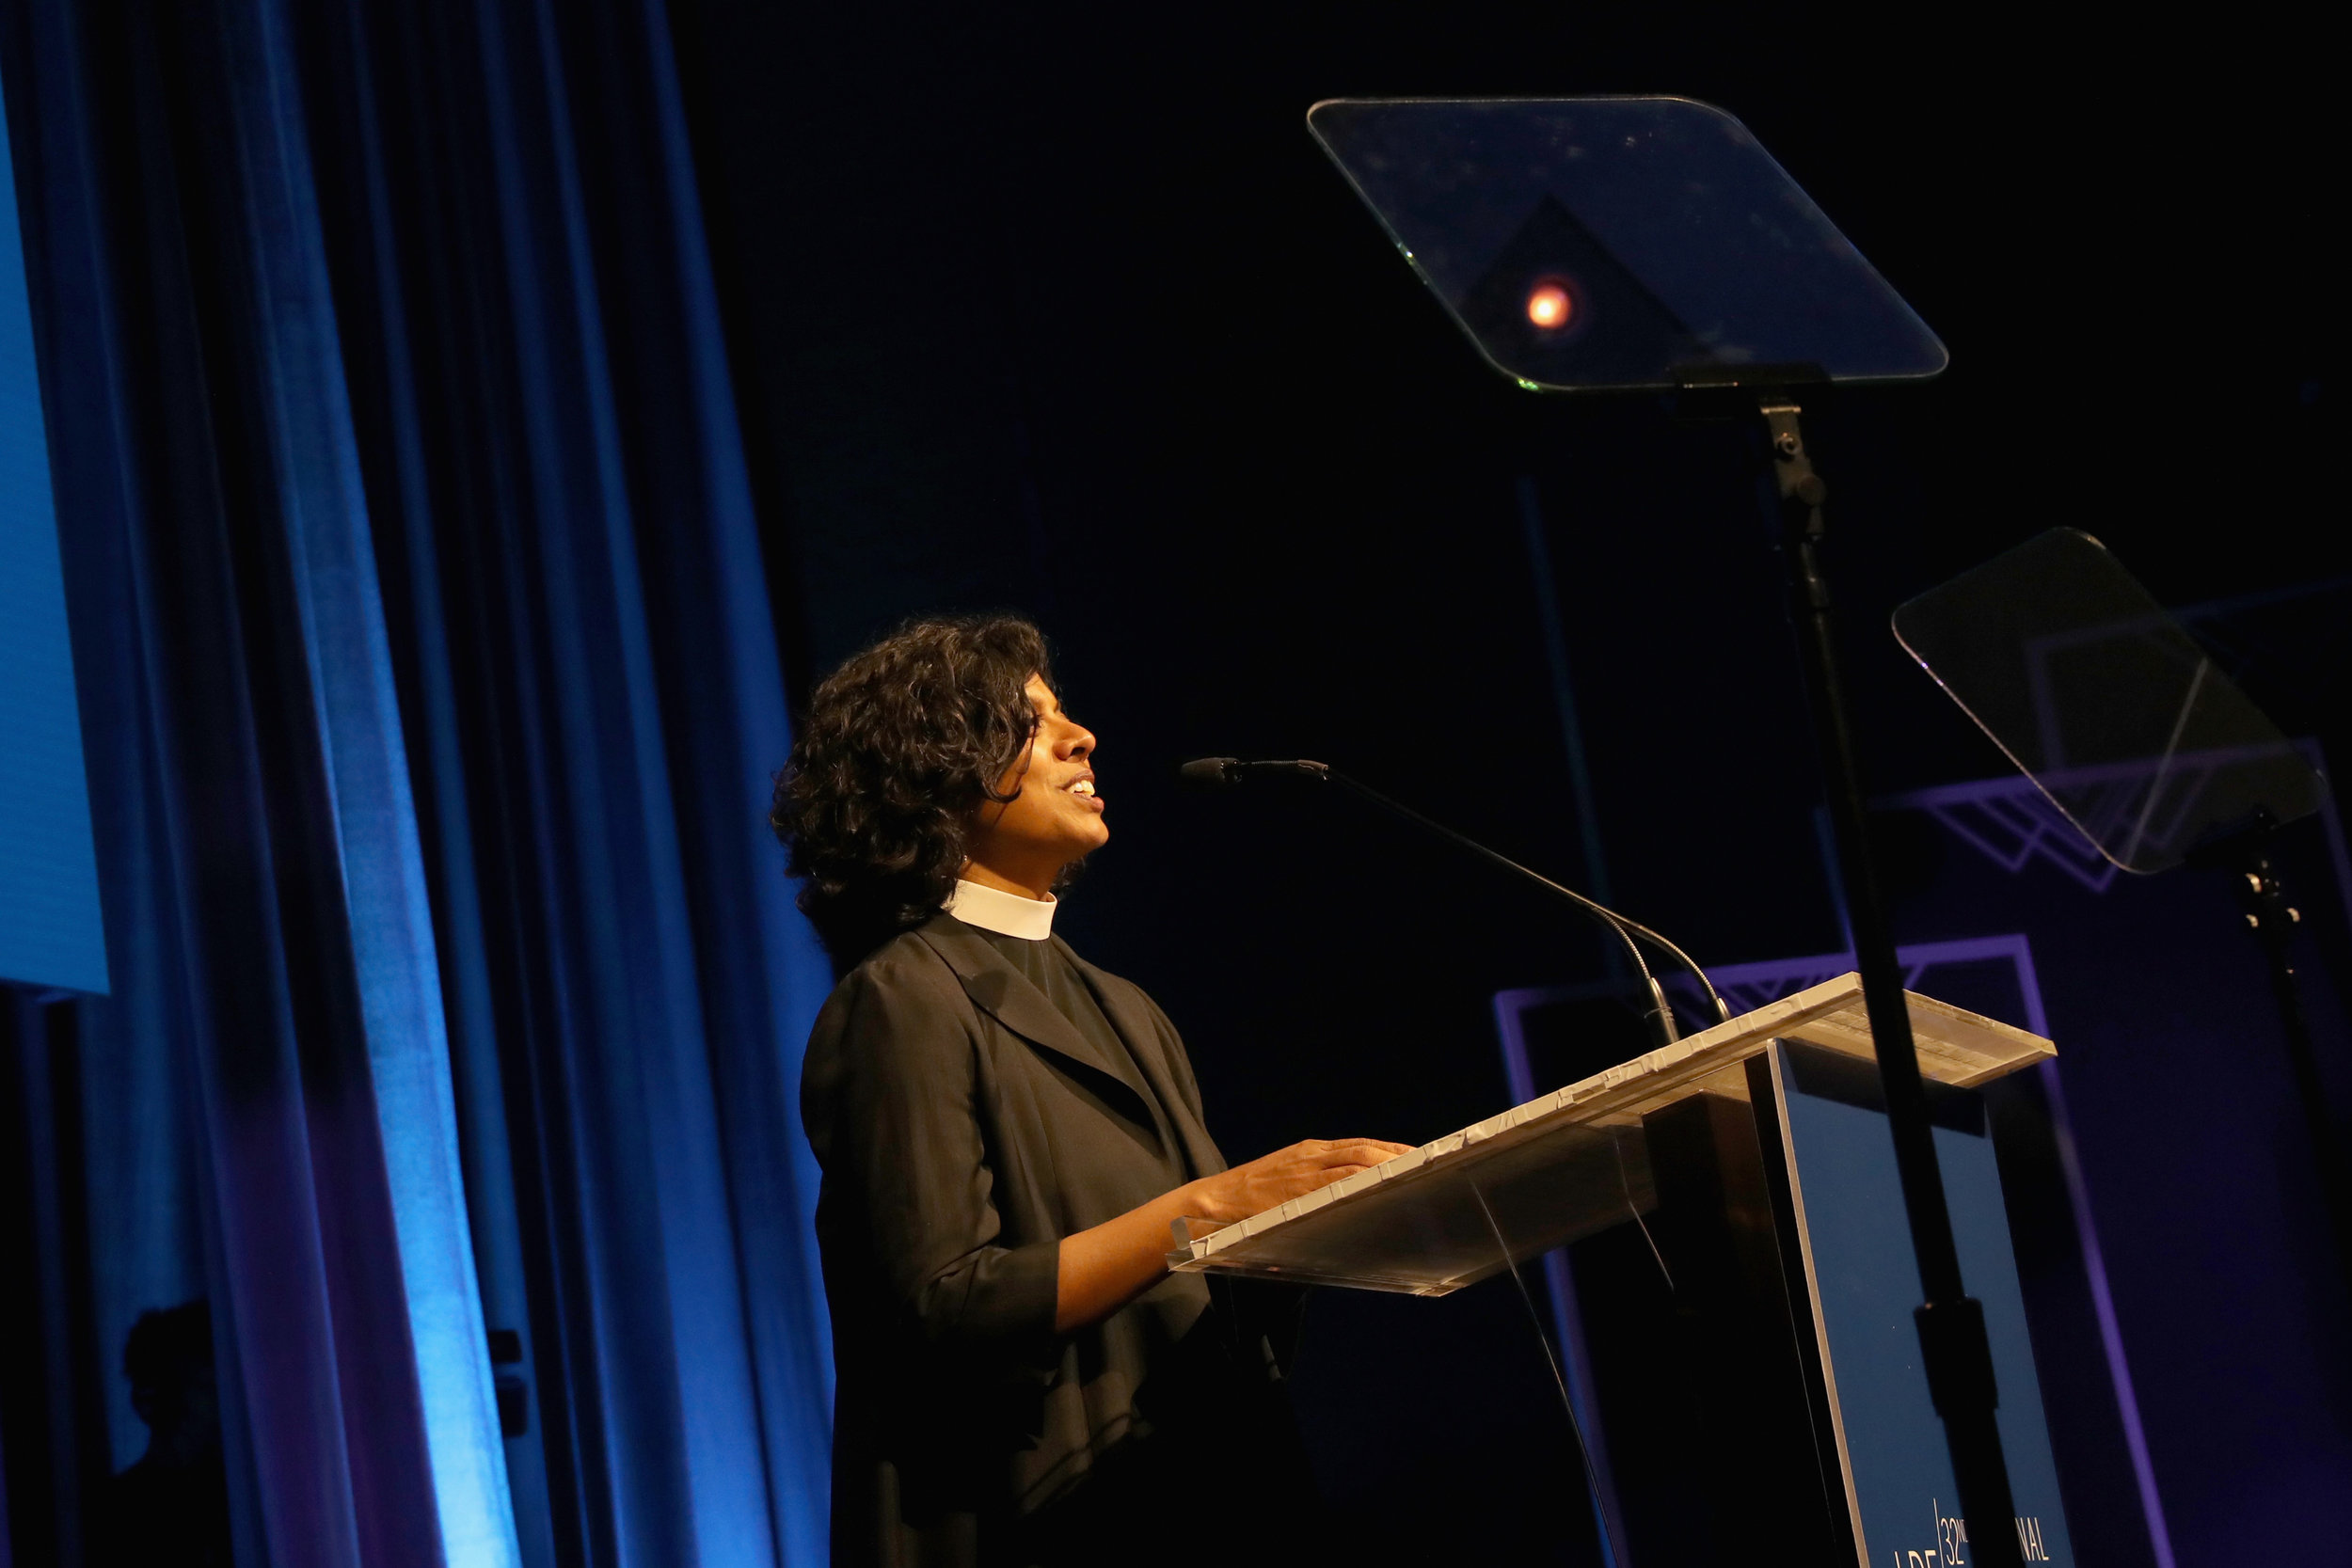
[802,910,1307,1568]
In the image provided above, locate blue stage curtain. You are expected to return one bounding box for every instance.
[3,0,834,1563]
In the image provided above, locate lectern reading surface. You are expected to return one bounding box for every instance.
[1169,973,2049,1291]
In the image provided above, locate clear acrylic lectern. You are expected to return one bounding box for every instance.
[1173,977,2077,1565]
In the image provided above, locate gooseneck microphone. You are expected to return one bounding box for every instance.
[1176,756,1329,789]
[1179,756,1728,1050]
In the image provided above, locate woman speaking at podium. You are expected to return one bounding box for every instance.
[776,615,1406,1567]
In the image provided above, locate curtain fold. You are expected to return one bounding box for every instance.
[5,0,834,1561]
[12,0,507,1560]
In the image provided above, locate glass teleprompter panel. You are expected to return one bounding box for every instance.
[1306,96,1947,392]
[1894,528,2326,873]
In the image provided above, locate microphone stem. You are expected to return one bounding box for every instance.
[1315,768,1730,1045]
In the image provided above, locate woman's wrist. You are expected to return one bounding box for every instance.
[1170,1176,1218,1226]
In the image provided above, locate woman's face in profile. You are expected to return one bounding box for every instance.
[967,673,1108,881]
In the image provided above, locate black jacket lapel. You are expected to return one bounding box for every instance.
[914,918,1153,1112]
[1063,942,1226,1180]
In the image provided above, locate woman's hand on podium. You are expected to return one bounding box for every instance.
[1185,1138,1416,1225]
[1052,1137,1412,1333]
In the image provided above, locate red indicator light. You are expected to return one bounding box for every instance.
[1526,281,1573,330]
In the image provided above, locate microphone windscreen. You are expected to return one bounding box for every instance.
[1177,757,1241,790]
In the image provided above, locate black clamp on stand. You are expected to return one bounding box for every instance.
[1677,359,2029,1568]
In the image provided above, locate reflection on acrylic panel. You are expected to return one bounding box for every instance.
[1305,96,1947,391]
[1894,529,2327,873]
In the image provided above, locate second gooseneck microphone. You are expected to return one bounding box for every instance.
[1179,755,1727,1050]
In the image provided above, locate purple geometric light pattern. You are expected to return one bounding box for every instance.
[1882,775,2125,895]
[1654,932,2055,1020]
[1875,742,2352,948]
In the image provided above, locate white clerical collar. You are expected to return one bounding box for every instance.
[944,878,1057,941]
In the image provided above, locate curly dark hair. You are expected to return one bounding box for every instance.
[773,614,1056,965]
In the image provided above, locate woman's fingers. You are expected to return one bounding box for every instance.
[1309,1137,1414,1164]
[1199,1138,1420,1221]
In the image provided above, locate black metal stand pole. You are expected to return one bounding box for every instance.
[2227,836,2352,1291]
[1759,395,2026,1568]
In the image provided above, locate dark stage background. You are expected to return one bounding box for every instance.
[0,0,2343,1563]
[673,1,2346,1562]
